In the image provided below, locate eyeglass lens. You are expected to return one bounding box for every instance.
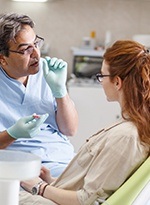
[8,36,44,55]
[96,74,102,82]
[25,37,44,55]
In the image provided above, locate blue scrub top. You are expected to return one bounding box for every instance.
[0,58,74,165]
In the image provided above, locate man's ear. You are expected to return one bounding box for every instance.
[114,76,123,91]
[0,54,7,66]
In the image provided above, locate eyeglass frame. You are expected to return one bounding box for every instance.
[7,35,44,55]
[96,73,115,83]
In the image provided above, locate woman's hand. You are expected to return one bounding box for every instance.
[40,166,56,184]
[20,177,42,193]
[20,166,56,194]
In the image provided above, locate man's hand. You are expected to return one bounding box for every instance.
[43,57,67,98]
[7,113,49,139]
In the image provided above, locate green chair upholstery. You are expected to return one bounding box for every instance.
[101,157,150,205]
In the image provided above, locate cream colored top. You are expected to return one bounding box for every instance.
[51,120,148,205]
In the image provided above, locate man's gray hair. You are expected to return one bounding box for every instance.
[0,13,35,56]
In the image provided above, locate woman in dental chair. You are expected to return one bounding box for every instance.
[20,40,150,205]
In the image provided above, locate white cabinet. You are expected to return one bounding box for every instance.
[68,82,121,152]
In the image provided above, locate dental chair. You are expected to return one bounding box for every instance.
[101,156,150,205]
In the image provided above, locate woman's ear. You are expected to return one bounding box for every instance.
[114,76,122,91]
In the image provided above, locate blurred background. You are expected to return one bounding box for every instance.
[1,0,150,150]
[1,0,150,76]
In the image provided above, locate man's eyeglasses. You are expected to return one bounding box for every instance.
[8,35,44,55]
[96,73,114,83]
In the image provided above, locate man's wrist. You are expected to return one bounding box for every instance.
[52,86,67,98]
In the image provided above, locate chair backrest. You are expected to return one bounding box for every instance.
[101,157,150,205]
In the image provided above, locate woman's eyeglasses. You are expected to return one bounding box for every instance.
[8,35,44,55]
[96,73,114,83]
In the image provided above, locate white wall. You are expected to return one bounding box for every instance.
[0,0,150,76]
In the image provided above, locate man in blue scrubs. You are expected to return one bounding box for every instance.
[0,13,78,177]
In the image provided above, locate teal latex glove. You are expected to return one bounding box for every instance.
[7,113,49,139]
[43,57,67,98]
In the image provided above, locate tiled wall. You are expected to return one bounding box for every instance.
[0,0,150,76]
